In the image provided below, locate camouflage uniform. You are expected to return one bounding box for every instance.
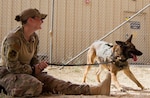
[0,26,90,97]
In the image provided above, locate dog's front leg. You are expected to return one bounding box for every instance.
[111,72,125,92]
[123,67,144,90]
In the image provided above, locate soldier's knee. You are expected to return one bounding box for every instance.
[11,81,43,97]
[24,81,43,97]
[31,81,43,96]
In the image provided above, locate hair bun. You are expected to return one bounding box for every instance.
[15,15,21,22]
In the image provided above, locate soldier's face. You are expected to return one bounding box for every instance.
[29,17,44,30]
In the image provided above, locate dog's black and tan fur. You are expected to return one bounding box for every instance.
[82,35,144,91]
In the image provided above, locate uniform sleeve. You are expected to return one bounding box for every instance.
[4,37,33,74]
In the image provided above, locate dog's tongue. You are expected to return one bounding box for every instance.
[131,54,137,61]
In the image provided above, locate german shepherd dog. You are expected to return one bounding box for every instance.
[82,35,144,91]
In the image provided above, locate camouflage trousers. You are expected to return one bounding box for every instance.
[0,67,42,97]
[34,72,90,95]
[0,67,90,97]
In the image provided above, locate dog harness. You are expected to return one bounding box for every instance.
[93,41,128,70]
[94,41,113,62]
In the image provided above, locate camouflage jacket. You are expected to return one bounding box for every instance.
[0,26,39,74]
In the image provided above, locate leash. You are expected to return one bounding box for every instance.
[47,62,112,66]
[47,61,113,70]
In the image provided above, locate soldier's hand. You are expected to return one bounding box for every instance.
[34,61,48,74]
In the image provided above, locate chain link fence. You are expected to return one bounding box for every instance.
[0,0,150,65]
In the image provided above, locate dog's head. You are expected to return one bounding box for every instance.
[115,34,142,61]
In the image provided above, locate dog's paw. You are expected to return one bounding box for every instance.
[82,82,87,85]
[140,86,144,90]
[121,89,126,92]
[119,88,126,92]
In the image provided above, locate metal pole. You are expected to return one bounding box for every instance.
[49,0,55,63]
[64,3,150,65]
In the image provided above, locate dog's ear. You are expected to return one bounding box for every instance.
[126,34,133,42]
[116,41,125,46]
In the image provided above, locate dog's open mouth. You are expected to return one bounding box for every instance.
[131,53,137,61]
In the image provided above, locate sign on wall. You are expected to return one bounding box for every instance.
[130,21,140,29]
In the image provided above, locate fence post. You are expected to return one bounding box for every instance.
[49,0,55,63]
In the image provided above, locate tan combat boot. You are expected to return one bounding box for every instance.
[89,72,111,95]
